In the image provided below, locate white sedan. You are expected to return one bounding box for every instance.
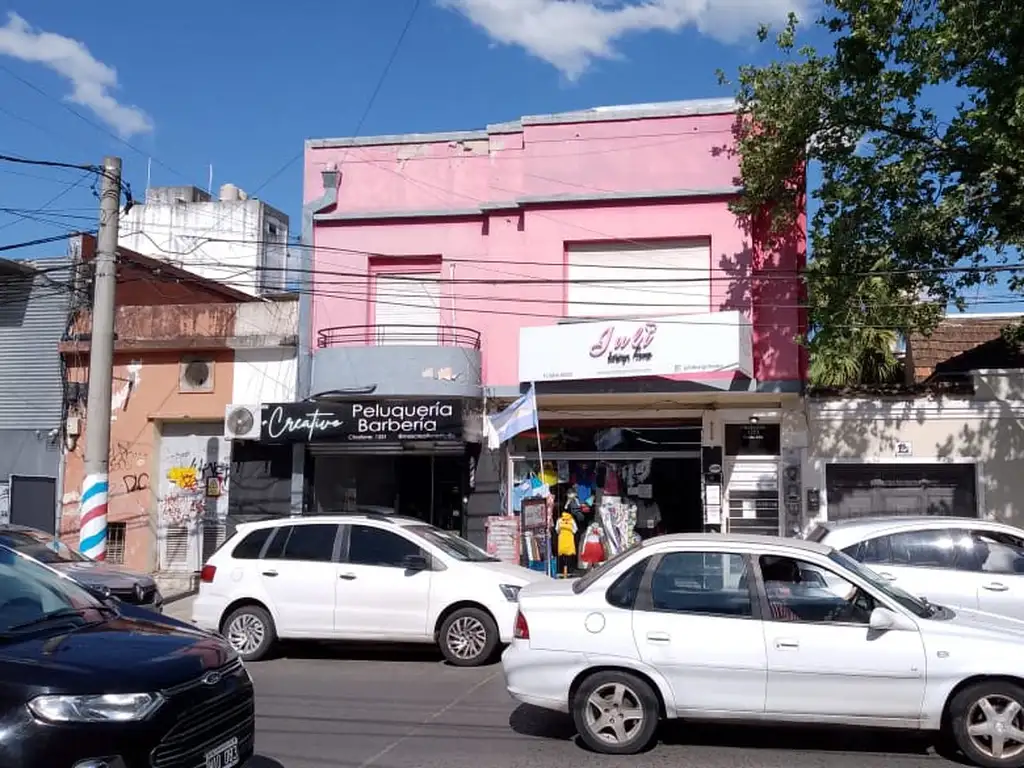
[502,533,1024,767]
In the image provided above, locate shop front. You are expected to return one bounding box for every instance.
[258,398,477,533]
[491,312,806,573]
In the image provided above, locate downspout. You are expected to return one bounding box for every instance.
[290,162,339,516]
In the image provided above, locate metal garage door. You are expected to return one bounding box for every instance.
[825,463,977,521]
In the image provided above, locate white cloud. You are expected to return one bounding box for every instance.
[440,0,810,79]
[0,12,153,137]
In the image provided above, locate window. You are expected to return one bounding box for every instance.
[649,552,752,617]
[846,535,892,565]
[347,525,422,568]
[605,557,650,610]
[759,555,877,625]
[231,527,273,560]
[960,530,1024,575]
[888,529,964,568]
[106,523,126,565]
[265,524,338,563]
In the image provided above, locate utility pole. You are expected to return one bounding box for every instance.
[80,156,121,561]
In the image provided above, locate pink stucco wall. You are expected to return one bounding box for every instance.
[305,105,806,388]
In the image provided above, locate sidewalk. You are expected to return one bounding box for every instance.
[162,594,196,622]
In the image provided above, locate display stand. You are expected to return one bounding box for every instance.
[520,497,553,576]
[485,515,521,565]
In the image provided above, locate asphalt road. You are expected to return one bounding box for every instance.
[243,643,963,768]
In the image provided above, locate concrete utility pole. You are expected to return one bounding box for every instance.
[80,156,122,561]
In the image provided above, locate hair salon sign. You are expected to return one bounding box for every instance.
[518,311,754,383]
[260,400,463,444]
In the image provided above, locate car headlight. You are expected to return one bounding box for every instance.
[28,692,164,723]
[499,584,522,602]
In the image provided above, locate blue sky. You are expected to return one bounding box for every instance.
[0,1,808,255]
[0,2,1016,314]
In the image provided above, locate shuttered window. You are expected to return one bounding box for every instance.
[725,457,780,536]
[565,241,711,318]
[373,274,442,345]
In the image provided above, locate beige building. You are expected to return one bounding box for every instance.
[803,315,1024,529]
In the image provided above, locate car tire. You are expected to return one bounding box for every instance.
[222,604,276,662]
[438,607,499,667]
[949,680,1024,768]
[572,670,660,755]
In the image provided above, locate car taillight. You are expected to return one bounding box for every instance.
[513,610,529,640]
[200,564,217,584]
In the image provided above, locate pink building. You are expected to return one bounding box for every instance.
[290,99,807,547]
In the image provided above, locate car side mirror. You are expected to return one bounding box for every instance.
[869,607,913,632]
[86,584,115,602]
[403,554,429,572]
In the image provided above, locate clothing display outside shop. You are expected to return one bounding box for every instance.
[511,457,668,574]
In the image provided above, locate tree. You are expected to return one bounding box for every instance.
[720,1,1024,385]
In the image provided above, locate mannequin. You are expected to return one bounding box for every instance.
[555,511,578,577]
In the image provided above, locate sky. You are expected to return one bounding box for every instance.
[0,1,1016,314]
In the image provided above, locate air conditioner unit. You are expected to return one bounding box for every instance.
[224,404,260,440]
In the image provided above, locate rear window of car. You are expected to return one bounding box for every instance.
[231,527,274,560]
[805,524,831,543]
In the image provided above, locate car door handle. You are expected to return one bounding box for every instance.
[983,582,1010,592]
[775,638,800,650]
[339,573,357,581]
[876,571,897,582]
[261,570,278,577]
[646,631,671,643]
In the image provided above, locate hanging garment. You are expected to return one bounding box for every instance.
[539,465,558,487]
[579,524,606,565]
[555,512,578,556]
[603,465,621,496]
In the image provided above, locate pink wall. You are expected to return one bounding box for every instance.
[305,106,806,388]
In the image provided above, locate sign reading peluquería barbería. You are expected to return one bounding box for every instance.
[260,400,463,444]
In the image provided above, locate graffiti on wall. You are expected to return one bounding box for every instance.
[0,483,8,525]
[157,436,231,530]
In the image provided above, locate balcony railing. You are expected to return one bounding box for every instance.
[317,324,482,350]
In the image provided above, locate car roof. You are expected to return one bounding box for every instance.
[814,516,1022,548]
[637,532,834,557]
[234,513,428,533]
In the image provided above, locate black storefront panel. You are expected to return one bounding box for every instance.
[260,399,463,445]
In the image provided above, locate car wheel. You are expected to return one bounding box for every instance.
[222,604,276,662]
[438,607,499,667]
[950,680,1024,768]
[572,671,659,755]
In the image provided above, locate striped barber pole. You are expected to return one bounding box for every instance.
[80,473,108,561]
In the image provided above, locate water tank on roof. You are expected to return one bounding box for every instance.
[219,183,239,201]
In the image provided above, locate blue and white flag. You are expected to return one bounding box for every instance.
[483,384,538,449]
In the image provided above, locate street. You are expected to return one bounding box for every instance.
[243,644,957,768]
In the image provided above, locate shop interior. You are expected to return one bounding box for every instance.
[311,452,467,531]
[508,424,703,575]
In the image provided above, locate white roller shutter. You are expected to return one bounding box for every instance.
[373,274,442,345]
[566,241,711,318]
[725,457,780,536]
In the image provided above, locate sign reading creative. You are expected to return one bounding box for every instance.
[518,311,754,383]
[260,399,463,444]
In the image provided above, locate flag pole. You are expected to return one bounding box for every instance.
[531,382,552,576]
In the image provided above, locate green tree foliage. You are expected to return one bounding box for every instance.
[720,2,1024,385]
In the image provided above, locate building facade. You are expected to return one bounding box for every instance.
[119,184,290,297]
[275,98,806,546]
[806,314,1024,529]
[0,256,74,532]
[59,235,297,586]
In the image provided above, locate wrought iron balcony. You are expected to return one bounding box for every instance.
[317,324,482,350]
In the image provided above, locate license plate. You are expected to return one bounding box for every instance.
[205,737,240,768]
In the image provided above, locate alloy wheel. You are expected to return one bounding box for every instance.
[966,694,1024,761]
[226,612,266,656]
[445,616,487,661]
[583,682,645,746]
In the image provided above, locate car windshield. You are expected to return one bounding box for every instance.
[0,530,89,565]
[573,543,643,594]
[828,549,934,618]
[0,544,107,637]
[407,526,498,562]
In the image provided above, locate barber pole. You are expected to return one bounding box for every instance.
[80,473,108,561]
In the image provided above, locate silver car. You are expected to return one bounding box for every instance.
[0,525,163,612]
[808,516,1024,621]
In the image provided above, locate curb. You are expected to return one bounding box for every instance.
[161,589,198,606]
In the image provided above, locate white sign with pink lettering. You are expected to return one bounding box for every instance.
[518,311,754,383]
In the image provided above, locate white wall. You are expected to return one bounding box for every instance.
[233,349,296,404]
[119,200,288,296]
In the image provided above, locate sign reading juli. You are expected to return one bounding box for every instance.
[260,400,463,444]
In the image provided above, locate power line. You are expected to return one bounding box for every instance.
[0,231,92,254]
[0,153,132,210]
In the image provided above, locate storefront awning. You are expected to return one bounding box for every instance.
[518,311,754,384]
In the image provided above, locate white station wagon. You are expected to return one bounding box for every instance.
[503,533,1024,767]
